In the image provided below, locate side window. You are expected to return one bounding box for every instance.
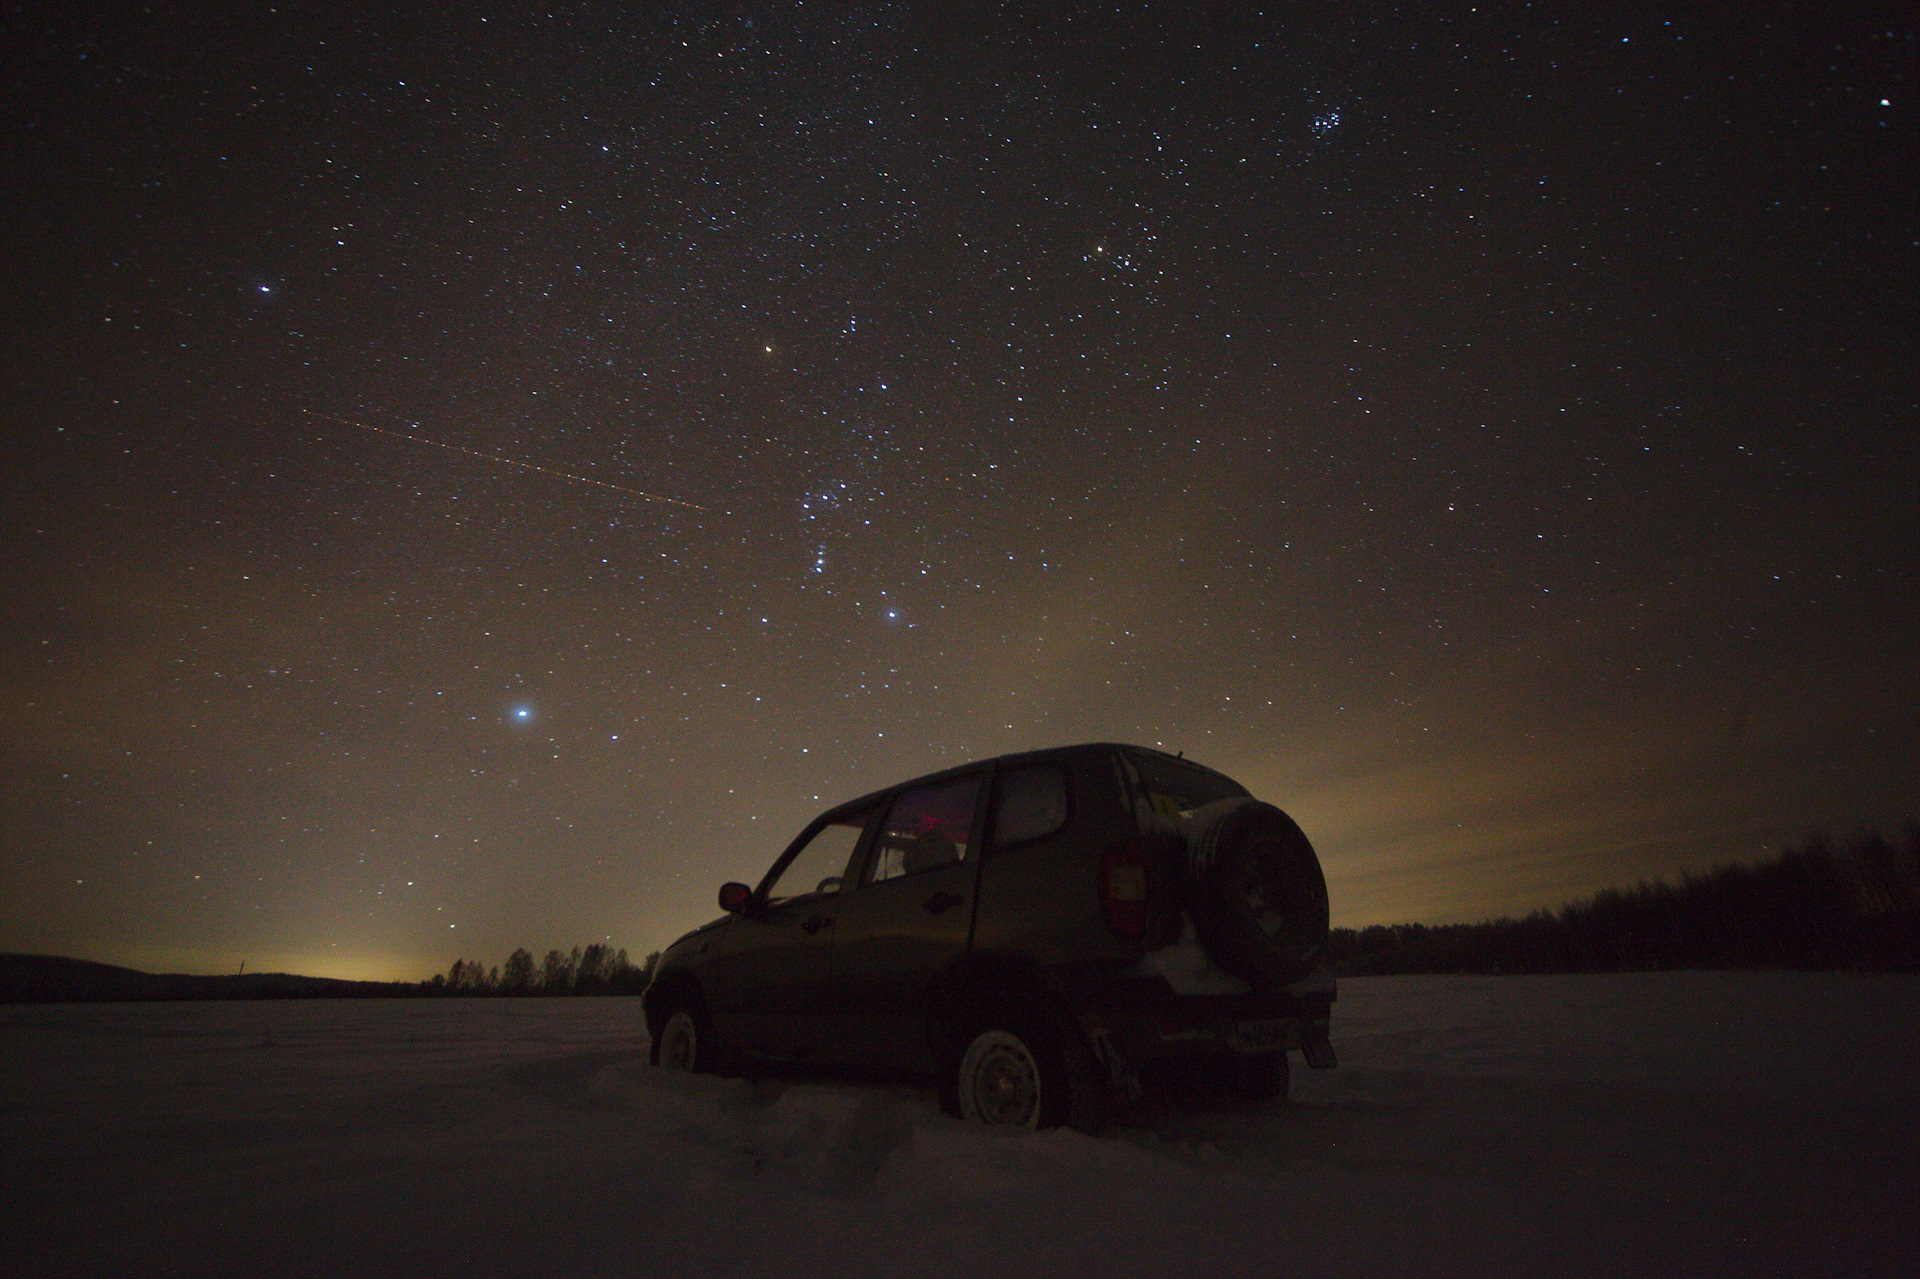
[764,807,874,904]
[992,765,1069,847]
[866,776,981,884]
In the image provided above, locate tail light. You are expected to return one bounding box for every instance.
[1102,839,1150,938]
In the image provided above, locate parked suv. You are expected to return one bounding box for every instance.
[643,743,1336,1128]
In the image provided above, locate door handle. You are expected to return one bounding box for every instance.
[801,914,834,935]
[923,891,964,915]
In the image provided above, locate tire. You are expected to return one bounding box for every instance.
[951,1015,1105,1130]
[651,1001,713,1072]
[1183,801,1330,986]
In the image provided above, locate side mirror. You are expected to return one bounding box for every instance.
[718,882,754,914]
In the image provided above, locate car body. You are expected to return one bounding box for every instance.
[643,742,1336,1127]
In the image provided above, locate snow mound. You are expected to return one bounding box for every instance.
[592,1062,930,1195]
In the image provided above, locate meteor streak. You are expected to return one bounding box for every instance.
[305,410,707,511]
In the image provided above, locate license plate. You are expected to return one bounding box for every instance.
[1231,1018,1287,1050]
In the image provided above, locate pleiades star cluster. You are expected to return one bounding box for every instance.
[1,4,1911,979]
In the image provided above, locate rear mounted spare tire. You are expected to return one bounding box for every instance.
[1182,800,1330,986]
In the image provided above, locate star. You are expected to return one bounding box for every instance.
[5,3,1905,986]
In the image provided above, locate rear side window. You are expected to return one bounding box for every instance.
[866,776,981,884]
[991,764,1069,847]
[1121,750,1248,820]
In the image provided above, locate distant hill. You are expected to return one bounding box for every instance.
[0,953,420,1004]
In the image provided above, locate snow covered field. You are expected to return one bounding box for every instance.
[3,973,1914,1278]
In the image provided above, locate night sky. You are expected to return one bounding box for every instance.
[2,4,1913,982]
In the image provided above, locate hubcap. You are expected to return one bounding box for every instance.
[962,1030,1042,1127]
[659,1010,698,1070]
[1239,845,1293,938]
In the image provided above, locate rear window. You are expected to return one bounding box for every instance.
[1120,749,1249,820]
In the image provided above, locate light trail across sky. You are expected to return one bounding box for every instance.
[305,410,708,511]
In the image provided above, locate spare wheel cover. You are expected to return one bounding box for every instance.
[1182,799,1329,985]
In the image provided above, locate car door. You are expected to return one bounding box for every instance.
[820,771,986,1071]
[701,802,877,1062]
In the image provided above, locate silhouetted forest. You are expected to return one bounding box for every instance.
[425,943,659,995]
[1328,826,1920,975]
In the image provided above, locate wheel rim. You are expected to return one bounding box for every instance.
[658,1009,698,1071]
[1238,848,1291,938]
[960,1030,1042,1127]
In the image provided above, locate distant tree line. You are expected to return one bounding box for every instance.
[425,943,660,995]
[1327,825,1920,976]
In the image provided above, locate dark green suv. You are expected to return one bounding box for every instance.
[643,743,1336,1128]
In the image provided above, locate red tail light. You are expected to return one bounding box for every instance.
[1102,839,1150,939]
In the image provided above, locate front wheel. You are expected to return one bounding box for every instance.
[651,1003,712,1072]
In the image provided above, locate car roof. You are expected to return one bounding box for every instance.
[821,742,1226,815]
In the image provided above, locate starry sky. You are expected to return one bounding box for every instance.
[2,4,1913,982]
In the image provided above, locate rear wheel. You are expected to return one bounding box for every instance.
[951,1014,1106,1130]
[956,1029,1047,1127]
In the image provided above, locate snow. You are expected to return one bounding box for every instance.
[3,973,1915,1277]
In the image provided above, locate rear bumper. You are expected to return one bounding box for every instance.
[1065,965,1337,1077]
